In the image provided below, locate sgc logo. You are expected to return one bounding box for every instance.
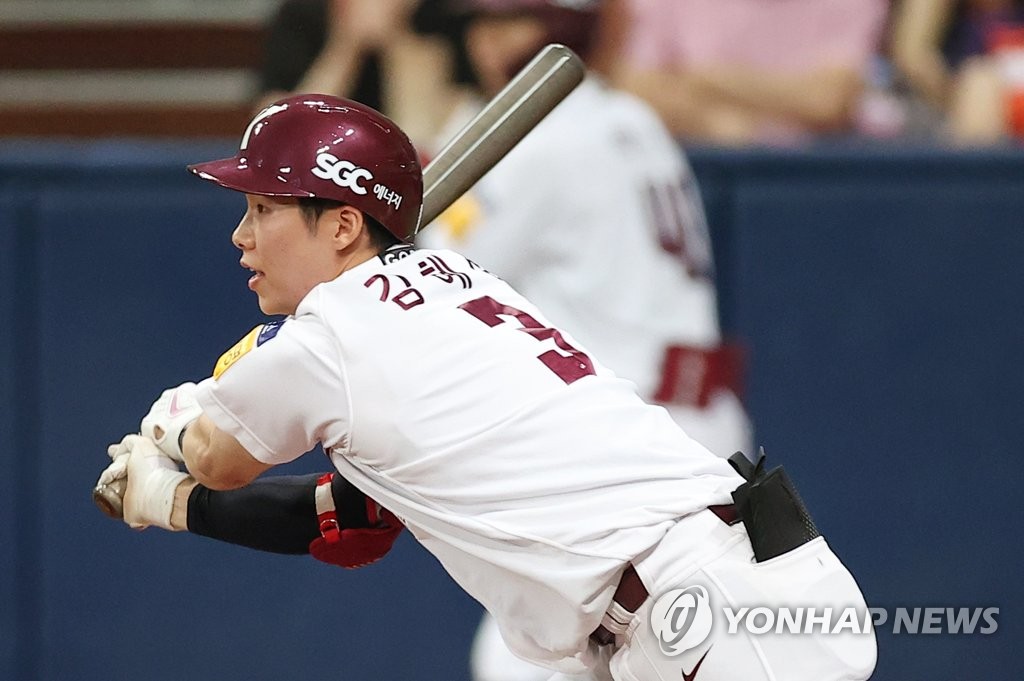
[312,153,374,195]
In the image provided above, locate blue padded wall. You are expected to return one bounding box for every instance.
[0,197,22,681]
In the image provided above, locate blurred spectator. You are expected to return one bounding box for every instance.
[257,0,474,145]
[609,0,889,146]
[890,0,1024,144]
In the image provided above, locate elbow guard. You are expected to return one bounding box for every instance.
[309,473,404,569]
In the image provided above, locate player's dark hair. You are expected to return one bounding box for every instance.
[366,218,402,251]
[297,197,401,252]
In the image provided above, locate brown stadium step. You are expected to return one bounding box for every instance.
[0,21,267,138]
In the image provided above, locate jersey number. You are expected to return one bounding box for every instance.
[460,296,595,385]
[646,180,714,279]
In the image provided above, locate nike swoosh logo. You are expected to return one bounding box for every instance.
[682,648,711,681]
[168,392,186,417]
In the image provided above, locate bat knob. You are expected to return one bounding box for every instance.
[93,478,126,520]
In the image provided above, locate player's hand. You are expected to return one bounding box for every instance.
[140,382,203,463]
[96,439,131,489]
[118,434,189,531]
[331,0,418,49]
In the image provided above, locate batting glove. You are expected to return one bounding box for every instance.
[118,435,189,531]
[140,382,203,463]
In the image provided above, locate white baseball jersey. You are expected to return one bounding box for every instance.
[420,78,750,457]
[194,247,742,672]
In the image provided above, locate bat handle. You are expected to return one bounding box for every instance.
[93,477,126,520]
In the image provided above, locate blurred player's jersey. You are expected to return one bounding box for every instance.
[194,247,742,673]
[421,78,750,456]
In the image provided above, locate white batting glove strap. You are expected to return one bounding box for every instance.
[140,382,203,463]
[121,435,189,531]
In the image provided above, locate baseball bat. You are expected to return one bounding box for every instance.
[93,43,585,520]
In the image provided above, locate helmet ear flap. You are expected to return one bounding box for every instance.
[188,95,424,241]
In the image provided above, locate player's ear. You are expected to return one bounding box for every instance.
[328,205,367,250]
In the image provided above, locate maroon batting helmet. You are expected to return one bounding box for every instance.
[458,0,602,61]
[188,94,423,241]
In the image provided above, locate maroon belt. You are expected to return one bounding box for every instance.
[590,504,739,646]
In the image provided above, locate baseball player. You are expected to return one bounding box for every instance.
[100,92,876,680]
[417,2,753,678]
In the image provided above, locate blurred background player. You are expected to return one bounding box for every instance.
[423,0,751,461]
[416,2,752,678]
